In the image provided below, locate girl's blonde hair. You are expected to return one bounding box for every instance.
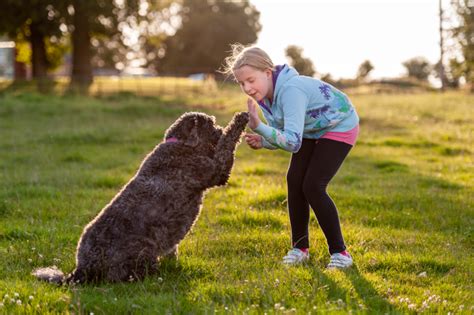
[222,43,274,78]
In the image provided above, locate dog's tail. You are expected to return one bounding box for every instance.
[32,266,66,285]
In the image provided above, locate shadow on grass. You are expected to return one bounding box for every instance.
[69,258,215,314]
[343,265,399,312]
[0,79,59,95]
[333,153,472,238]
[303,264,400,313]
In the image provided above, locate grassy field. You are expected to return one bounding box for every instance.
[0,85,472,314]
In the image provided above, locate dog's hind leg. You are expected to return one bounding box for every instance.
[66,267,95,284]
[104,264,133,282]
[162,245,178,260]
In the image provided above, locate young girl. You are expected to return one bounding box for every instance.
[223,44,359,268]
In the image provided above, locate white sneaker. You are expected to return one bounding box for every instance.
[282,248,309,265]
[327,252,353,269]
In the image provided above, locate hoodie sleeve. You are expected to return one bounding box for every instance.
[253,86,307,153]
[261,137,277,150]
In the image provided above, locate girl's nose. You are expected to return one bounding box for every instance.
[244,85,253,95]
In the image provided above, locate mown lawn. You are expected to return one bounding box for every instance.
[0,87,472,314]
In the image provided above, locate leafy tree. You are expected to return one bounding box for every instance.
[434,59,461,88]
[451,0,474,91]
[356,60,374,81]
[0,0,172,91]
[402,57,432,81]
[156,0,261,75]
[69,0,174,91]
[68,0,140,90]
[0,0,68,80]
[285,45,315,77]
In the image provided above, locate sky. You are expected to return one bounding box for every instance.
[250,0,449,80]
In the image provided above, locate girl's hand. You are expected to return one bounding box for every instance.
[244,132,263,150]
[247,98,261,130]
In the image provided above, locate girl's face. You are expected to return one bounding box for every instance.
[233,65,273,102]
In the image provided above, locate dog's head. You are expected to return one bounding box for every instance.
[164,112,223,149]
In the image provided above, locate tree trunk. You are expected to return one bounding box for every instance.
[14,46,28,81]
[69,0,93,93]
[438,0,448,91]
[30,22,54,93]
[30,23,48,80]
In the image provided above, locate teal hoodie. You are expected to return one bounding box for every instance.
[253,64,359,153]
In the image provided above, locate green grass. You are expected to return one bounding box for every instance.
[0,87,473,314]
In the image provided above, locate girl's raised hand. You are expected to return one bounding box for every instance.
[244,132,263,150]
[247,98,261,129]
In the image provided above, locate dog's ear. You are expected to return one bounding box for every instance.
[184,116,199,147]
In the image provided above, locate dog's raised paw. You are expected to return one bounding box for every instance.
[234,112,250,125]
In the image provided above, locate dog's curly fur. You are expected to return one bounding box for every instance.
[33,111,249,284]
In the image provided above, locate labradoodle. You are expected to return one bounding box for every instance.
[33,111,249,284]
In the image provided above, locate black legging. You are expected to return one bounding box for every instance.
[286,138,352,254]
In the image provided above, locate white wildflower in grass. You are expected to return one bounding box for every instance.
[417,271,427,277]
[274,303,281,309]
[14,293,19,298]
[31,247,36,251]
[427,295,441,303]
[459,305,464,310]
[0,302,3,307]
[157,277,163,283]
[28,258,33,263]
[29,296,34,301]
[421,300,430,309]
[16,300,21,305]
[10,299,15,303]
[4,294,8,299]
[408,303,416,310]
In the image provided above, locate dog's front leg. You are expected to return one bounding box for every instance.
[212,112,249,186]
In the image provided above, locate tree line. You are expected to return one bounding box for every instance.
[284,0,473,92]
[0,0,471,92]
[0,0,260,91]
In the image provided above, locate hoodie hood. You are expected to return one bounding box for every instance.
[273,64,299,103]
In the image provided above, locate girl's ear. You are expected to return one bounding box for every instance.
[265,68,272,78]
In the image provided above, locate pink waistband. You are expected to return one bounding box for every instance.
[320,125,359,146]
